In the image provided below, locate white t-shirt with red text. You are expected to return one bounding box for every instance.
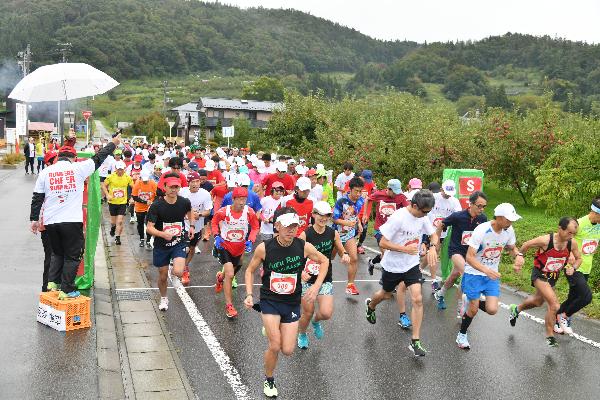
[464,221,516,276]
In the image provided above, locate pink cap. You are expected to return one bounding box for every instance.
[409,178,422,189]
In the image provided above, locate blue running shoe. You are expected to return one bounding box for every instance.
[297,333,309,349]
[398,313,412,329]
[434,291,447,310]
[312,320,324,339]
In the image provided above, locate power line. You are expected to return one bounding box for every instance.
[56,42,72,63]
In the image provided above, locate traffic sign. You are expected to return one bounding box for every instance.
[222,126,234,138]
[82,110,92,120]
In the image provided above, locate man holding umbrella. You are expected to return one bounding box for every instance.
[30,134,121,299]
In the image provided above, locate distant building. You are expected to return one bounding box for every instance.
[171,97,283,140]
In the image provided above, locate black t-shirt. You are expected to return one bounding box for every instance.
[147,196,192,248]
[442,209,488,255]
[260,237,306,304]
[305,226,335,284]
[200,181,214,192]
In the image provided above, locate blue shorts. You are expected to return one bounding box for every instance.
[153,242,188,267]
[374,230,383,244]
[260,298,301,323]
[301,281,334,296]
[461,273,500,301]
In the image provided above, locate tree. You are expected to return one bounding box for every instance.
[442,65,489,101]
[485,85,512,110]
[129,112,168,142]
[241,76,284,101]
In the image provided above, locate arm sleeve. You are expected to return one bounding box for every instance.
[92,142,116,170]
[442,212,456,227]
[30,192,45,221]
[248,210,260,242]
[132,195,147,204]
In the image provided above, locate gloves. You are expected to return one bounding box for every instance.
[214,235,224,250]
[245,240,253,253]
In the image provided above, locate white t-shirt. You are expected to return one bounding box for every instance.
[334,172,354,199]
[380,207,436,273]
[34,159,96,225]
[429,193,462,238]
[260,196,281,235]
[309,184,324,202]
[142,148,150,160]
[464,221,516,276]
[405,189,419,201]
[98,155,114,178]
[142,161,156,173]
[179,187,213,231]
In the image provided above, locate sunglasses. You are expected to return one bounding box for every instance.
[472,203,487,209]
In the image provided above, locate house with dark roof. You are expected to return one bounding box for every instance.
[171,97,283,140]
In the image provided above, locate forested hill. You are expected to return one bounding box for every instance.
[0,0,417,79]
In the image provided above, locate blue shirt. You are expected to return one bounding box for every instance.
[333,194,365,242]
[442,209,488,256]
[220,190,262,213]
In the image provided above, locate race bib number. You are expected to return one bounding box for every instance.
[163,222,183,237]
[269,272,298,295]
[379,202,396,217]
[482,246,503,261]
[304,259,320,276]
[139,192,151,202]
[225,229,245,242]
[461,231,473,246]
[543,256,566,273]
[404,238,419,247]
[299,214,309,227]
[113,189,125,198]
[581,239,598,255]
[433,217,443,228]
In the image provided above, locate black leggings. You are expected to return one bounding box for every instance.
[557,271,592,317]
[46,222,85,294]
[41,230,55,292]
[25,156,35,173]
[136,212,149,241]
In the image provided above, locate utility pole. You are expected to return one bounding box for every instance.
[17,44,32,78]
[162,80,168,116]
[57,42,72,63]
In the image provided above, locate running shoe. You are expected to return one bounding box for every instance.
[365,298,376,324]
[431,280,441,293]
[139,239,145,247]
[181,266,190,286]
[158,297,169,311]
[145,241,152,250]
[109,225,116,237]
[263,380,278,398]
[434,291,447,310]
[558,314,573,334]
[225,303,238,318]
[215,271,224,293]
[58,290,80,300]
[115,236,121,245]
[566,317,573,334]
[195,246,202,254]
[509,304,519,327]
[47,282,60,292]
[409,340,427,357]
[367,258,375,276]
[546,336,558,347]
[297,333,309,349]
[232,276,238,289]
[554,322,564,334]
[312,320,324,339]
[398,313,412,329]
[456,332,470,349]
[357,246,365,254]
[346,282,359,295]
[129,215,136,224]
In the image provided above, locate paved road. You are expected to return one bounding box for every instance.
[113,222,600,400]
[94,120,111,140]
[0,168,99,399]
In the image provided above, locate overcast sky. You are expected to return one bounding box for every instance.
[207,0,600,43]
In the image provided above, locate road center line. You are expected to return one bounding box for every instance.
[169,275,251,400]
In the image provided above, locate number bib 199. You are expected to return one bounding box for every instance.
[269,272,298,295]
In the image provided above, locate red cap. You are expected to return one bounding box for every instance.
[187,171,200,181]
[164,177,182,187]
[133,154,143,162]
[306,169,317,177]
[44,151,57,165]
[59,145,77,156]
[271,181,285,189]
[246,162,253,169]
[232,187,248,198]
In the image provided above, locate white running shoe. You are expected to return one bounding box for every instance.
[456,332,470,349]
[553,322,564,334]
[558,315,573,334]
[158,297,169,311]
[195,246,202,254]
[129,215,136,224]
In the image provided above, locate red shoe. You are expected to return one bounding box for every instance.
[345,282,360,295]
[225,303,238,318]
[357,246,365,254]
[215,271,224,293]
[181,266,190,286]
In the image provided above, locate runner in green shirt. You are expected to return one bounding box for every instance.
[555,197,600,334]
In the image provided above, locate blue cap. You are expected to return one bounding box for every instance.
[387,179,402,195]
[361,169,373,183]
[238,165,249,174]
[188,161,199,171]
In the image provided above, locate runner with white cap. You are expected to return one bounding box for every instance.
[262,161,295,195]
[456,203,524,350]
[244,207,329,398]
[281,176,314,237]
[297,201,350,349]
[102,160,134,245]
[131,169,157,249]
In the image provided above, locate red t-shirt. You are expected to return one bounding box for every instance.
[210,185,230,210]
[344,181,376,217]
[207,170,225,185]
[211,206,259,256]
[193,157,207,168]
[262,173,295,194]
[281,196,313,236]
[369,190,410,230]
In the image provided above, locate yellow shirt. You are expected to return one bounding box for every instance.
[105,173,133,205]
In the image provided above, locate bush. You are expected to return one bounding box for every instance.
[2,153,25,164]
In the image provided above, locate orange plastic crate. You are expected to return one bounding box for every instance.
[38,291,92,332]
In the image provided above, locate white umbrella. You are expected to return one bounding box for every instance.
[8,63,119,143]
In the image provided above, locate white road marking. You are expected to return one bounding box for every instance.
[169,275,251,400]
[363,244,600,349]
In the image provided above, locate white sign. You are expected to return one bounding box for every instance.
[167,121,175,129]
[15,102,27,137]
[5,128,16,145]
[222,126,235,138]
[37,302,67,331]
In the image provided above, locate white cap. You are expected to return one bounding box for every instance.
[295,165,306,175]
[313,201,332,215]
[299,158,306,163]
[296,176,311,191]
[494,203,522,222]
[237,173,251,187]
[218,160,227,170]
[235,157,245,166]
[204,160,215,172]
[276,162,288,172]
[287,159,297,164]
[276,212,300,227]
[441,179,457,197]
[255,160,266,173]
[227,178,237,188]
[114,160,126,170]
[140,170,151,181]
[316,163,324,170]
